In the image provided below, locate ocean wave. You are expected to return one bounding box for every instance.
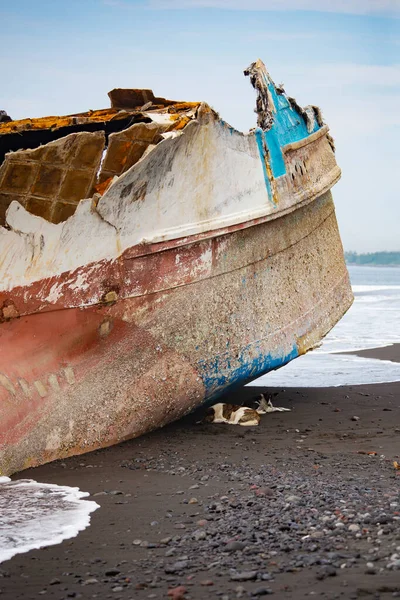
[0,477,98,564]
[251,354,400,388]
[352,285,400,293]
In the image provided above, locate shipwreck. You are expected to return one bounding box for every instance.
[0,60,353,475]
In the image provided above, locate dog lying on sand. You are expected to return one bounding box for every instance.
[203,393,290,426]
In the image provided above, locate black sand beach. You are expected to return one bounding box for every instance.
[2,346,400,600]
[344,344,400,364]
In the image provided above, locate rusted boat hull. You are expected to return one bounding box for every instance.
[0,60,353,474]
[0,190,352,475]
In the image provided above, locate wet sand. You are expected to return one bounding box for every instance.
[2,346,400,600]
[342,344,400,364]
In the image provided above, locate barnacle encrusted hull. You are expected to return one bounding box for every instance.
[0,60,353,475]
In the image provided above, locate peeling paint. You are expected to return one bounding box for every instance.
[199,345,299,401]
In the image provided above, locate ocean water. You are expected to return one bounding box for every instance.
[0,477,98,563]
[251,265,400,387]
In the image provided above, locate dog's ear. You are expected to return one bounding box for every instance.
[256,394,269,414]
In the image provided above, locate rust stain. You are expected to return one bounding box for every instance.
[0,300,19,322]
[166,102,199,113]
[296,333,312,356]
[0,103,201,136]
[0,109,125,135]
[94,176,114,196]
[102,290,119,305]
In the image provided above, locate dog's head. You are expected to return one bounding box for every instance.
[202,407,217,423]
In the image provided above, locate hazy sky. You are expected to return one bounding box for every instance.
[1,0,399,252]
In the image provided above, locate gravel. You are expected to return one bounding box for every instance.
[116,431,400,597]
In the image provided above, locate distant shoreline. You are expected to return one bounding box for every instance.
[345,251,400,267]
[346,262,400,268]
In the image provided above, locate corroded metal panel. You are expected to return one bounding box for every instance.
[0,132,104,225]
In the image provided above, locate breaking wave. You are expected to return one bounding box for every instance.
[0,477,98,563]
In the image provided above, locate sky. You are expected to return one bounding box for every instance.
[1,0,399,252]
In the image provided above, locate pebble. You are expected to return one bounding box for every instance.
[256,487,274,497]
[225,541,246,552]
[348,524,360,532]
[193,529,206,541]
[316,566,337,579]
[167,586,187,599]
[165,561,188,573]
[161,537,172,544]
[197,519,208,527]
[285,495,301,502]
[310,531,324,538]
[251,588,273,596]
[230,571,258,581]
[365,564,376,574]
[82,578,99,585]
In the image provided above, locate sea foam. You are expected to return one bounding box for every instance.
[0,476,99,563]
[253,353,400,388]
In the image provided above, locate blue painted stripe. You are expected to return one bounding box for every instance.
[197,343,299,403]
[265,128,286,178]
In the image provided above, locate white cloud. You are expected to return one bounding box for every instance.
[148,0,399,15]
